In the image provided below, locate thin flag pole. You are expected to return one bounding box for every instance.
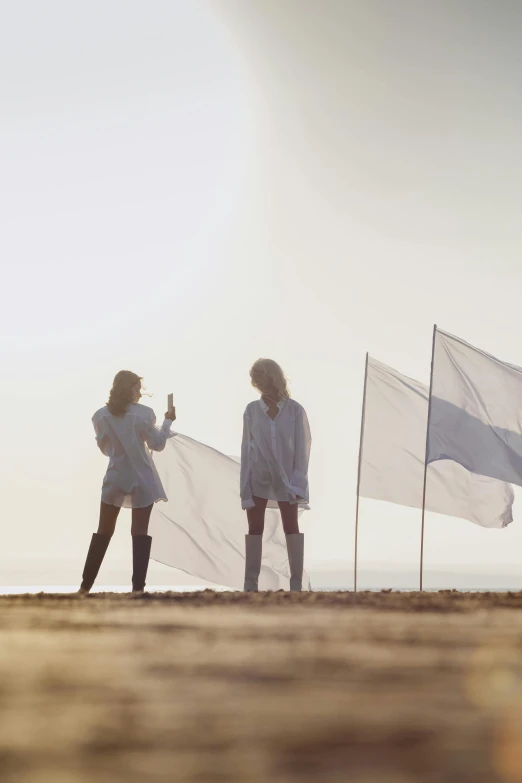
[420,325,437,592]
[354,352,369,593]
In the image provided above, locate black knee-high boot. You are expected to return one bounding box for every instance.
[79,533,111,593]
[132,535,152,593]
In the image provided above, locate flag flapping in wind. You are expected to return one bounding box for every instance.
[428,329,522,492]
[149,434,311,590]
[359,357,513,528]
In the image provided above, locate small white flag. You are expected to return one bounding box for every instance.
[428,329,522,491]
[360,357,513,528]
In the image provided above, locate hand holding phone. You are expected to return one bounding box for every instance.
[165,393,176,422]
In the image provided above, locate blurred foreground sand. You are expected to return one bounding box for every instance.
[2,590,522,782]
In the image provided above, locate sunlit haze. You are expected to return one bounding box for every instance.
[2,0,522,587]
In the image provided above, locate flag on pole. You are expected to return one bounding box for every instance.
[359,357,513,528]
[149,434,311,590]
[428,329,522,490]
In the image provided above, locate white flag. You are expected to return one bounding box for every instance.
[428,329,522,491]
[149,434,311,590]
[360,357,513,528]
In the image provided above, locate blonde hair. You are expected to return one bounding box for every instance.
[250,359,290,402]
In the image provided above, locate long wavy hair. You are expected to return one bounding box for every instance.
[250,359,290,402]
[107,370,142,416]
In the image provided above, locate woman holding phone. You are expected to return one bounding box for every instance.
[79,371,177,595]
[240,359,311,592]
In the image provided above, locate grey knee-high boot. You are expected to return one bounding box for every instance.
[286,533,304,592]
[244,535,263,592]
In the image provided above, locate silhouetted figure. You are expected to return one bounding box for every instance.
[241,359,311,592]
[79,371,176,595]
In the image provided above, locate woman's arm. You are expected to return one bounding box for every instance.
[93,417,111,457]
[290,406,312,500]
[240,407,255,509]
[142,410,176,452]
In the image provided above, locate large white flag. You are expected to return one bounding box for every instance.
[360,357,513,528]
[428,329,522,490]
[149,434,311,590]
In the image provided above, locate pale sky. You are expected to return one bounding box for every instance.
[2,0,522,587]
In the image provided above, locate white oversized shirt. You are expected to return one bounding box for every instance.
[240,398,311,510]
[92,403,176,509]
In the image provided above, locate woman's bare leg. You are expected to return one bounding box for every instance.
[278,501,300,535]
[97,502,120,537]
[246,496,268,536]
[131,504,154,536]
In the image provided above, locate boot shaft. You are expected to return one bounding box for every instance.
[244,534,263,592]
[132,535,152,592]
[286,533,304,592]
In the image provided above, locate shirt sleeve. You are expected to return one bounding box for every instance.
[290,406,311,503]
[240,407,255,510]
[93,416,111,457]
[142,410,177,452]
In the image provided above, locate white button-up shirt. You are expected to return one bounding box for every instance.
[240,397,311,510]
[92,403,176,509]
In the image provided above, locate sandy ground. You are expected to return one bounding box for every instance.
[2,591,522,783]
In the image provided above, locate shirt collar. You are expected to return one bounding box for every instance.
[259,397,287,412]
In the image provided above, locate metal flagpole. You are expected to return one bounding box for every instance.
[420,325,437,592]
[354,352,369,593]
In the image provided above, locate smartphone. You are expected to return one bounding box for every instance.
[167,393,174,410]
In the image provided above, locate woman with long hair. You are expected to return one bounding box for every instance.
[240,359,311,592]
[79,370,177,595]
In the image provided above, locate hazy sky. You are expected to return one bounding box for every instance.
[2,0,522,586]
